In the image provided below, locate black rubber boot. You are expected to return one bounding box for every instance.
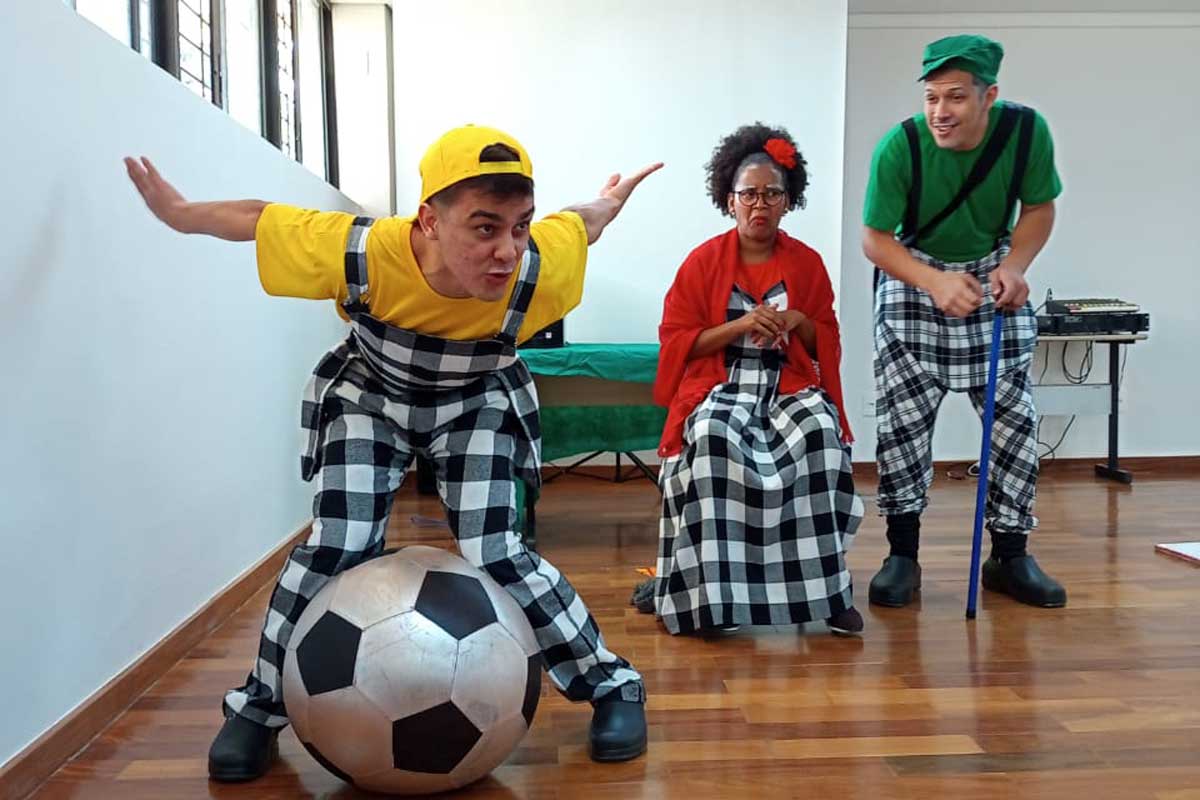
[981,555,1067,608]
[868,555,922,607]
[208,713,280,783]
[589,696,647,762]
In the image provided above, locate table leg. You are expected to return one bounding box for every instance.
[620,452,661,487]
[1094,341,1133,484]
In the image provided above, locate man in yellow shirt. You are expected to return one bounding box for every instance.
[125,125,661,781]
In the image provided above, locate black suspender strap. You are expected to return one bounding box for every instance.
[877,118,925,288]
[996,104,1036,248]
[898,118,923,246]
[899,102,1022,249]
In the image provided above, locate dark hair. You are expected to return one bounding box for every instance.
[428,143,534,207]
[924,64,991,94]
[705,123,808,216]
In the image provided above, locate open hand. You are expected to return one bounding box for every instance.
[124,156,190,231]
[597,162,664,213]
[574,162,664,244]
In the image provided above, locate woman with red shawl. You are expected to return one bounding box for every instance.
[644,124,864,636]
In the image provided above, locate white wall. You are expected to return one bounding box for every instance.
[849,0,1200,11]
[333,1,396,216]
[389,0,849,343]
[0,2,358,766]
[841,10,1200,462]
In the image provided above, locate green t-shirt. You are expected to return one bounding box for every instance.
[862,101,1063,262]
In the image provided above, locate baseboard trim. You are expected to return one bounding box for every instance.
[0,521,313,800]
[536,456,1200,486]
[851,455,1200,485]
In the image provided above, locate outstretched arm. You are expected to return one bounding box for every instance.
[124,156,267,241]
[564,162,663,245]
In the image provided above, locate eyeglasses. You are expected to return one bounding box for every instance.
[733,187,787,207]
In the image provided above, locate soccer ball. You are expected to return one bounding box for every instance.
[281,545,542,794]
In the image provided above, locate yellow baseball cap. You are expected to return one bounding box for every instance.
[419,125,534,202]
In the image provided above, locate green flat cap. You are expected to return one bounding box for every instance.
[919,34,1003,85]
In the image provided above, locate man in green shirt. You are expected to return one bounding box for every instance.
[862,34,1067,610]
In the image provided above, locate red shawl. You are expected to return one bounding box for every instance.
[654,228,853,457]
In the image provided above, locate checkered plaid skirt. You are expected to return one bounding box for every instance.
[655,345,863,634]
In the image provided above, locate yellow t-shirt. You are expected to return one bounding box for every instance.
[254,204,587,343]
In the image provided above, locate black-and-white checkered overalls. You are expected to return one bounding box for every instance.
[225,218,644,728]
[874,244,1040,535]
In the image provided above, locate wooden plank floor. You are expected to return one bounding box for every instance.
[28,462,1200,799]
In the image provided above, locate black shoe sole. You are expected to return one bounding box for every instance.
[981,574,1067,608]
[868,585,919,608]
[589,737,648,763]
[208,766,265,783]
[208,738,278,783]
[829,626,863,637]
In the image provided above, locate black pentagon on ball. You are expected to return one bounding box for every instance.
[414,570,497,640]
[296,611,362,696]
[302,740,354,785]
[522,654,542,727]
[392,701,482,773]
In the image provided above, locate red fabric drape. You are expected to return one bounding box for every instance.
[654,228,852,457]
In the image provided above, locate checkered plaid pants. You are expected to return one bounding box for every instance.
[225,361,644,728]
[874,247,1039,536]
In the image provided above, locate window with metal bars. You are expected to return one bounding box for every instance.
[176,0,222,103]
[276,0,298,158]
[67,0,338,185]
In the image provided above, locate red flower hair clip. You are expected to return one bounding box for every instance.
[764,138,797,170]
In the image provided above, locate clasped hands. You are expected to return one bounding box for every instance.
[739,304,806,349]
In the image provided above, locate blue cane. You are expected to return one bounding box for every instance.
[967,311,1005,620]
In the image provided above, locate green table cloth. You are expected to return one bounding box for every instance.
[520,343,665,462]
[519,342,660,384]
[515,343,665,545]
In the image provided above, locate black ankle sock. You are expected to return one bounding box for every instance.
[990,531,1028,562]
[886,513,921,560]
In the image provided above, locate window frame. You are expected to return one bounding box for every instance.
[70,0,339,185]
[173,0,225,105]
